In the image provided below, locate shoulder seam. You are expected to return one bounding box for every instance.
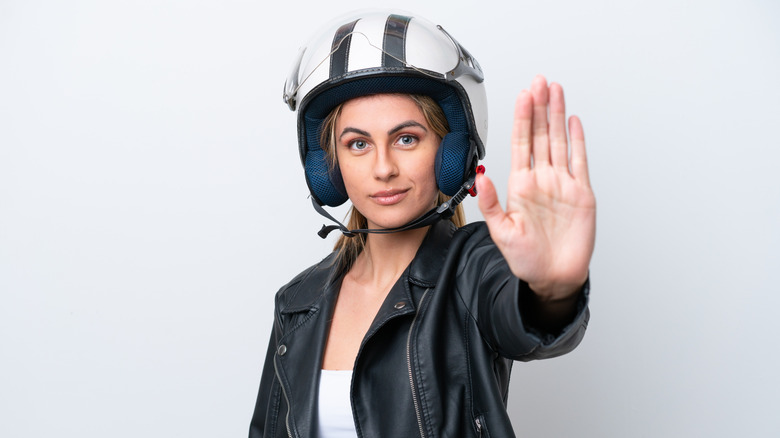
[276,252,337,311]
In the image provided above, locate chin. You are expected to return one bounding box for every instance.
[362,206,431,230]
[366,216,415,230]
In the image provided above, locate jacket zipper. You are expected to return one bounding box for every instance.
[273,356,295,438]
[406,288,430,438]
[475,417,483,437]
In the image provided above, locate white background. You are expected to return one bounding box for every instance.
[2,0,779,436]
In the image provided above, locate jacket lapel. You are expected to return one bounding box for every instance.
[274,259,343,438]
[362,221,457,343]
[408,220,455,288]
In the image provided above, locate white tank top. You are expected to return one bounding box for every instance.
[317,369,358,438]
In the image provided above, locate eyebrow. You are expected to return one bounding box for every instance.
[388,121,428,136]
[339,127,370,140]
[339,121,428,140]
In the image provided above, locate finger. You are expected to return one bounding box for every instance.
[476,173,506,229]
[549,82,569,170]
[569,115,590,186]
[511,90,533,171]
[531,74,551,166]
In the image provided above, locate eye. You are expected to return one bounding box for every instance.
[348,139,369,151]
[396,135,417,146]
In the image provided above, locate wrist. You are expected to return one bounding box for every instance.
[519,278,587,334]
[527,274,588,301]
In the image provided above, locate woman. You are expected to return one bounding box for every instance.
[250,10,595,438]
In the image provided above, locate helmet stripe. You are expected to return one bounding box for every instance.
[382,14,411,68]
[329,19,358,79]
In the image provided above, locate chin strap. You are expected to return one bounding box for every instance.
[313,165,485,239]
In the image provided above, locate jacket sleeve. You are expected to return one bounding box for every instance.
[460,223,590,361]
[480,273,589,361]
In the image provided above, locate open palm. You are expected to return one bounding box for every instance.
[477,75,596,300]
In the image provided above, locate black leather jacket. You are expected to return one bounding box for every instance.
[249,221,589,438]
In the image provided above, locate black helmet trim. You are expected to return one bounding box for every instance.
[329,19,359,79]
[382,14,411,69]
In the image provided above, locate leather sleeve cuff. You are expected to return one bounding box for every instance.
[483,276,590,361]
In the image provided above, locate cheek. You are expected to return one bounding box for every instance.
[413,154,439,199]
[336,157,361,189]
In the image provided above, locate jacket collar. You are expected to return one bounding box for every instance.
[281,220,456,311]
[407,219,456,287]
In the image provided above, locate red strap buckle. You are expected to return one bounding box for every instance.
[467,165,486,197]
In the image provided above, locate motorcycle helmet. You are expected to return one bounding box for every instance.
[284,9,488,208]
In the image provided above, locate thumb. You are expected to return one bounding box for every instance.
[476,173,505,228]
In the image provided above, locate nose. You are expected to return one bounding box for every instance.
[372,144,399,181]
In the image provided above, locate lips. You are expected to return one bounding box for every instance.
[370,188,410,206]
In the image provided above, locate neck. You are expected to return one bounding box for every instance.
[348,226,429,290]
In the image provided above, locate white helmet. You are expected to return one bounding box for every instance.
[284,9,488,208]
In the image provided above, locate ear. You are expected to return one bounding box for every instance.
[434,132,472,196]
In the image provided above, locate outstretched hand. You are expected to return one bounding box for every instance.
[477,75,596,301]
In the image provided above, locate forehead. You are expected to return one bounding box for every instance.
[337,94,426,127]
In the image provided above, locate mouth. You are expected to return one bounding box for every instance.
[370,188,410,206]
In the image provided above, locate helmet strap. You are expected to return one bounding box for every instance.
[312,166,484,239]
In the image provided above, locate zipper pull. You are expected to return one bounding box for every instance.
[475,417,482,436]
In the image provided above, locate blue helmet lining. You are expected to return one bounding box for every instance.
[300,74,474,206]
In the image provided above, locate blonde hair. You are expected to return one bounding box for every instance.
[319,94,466,273]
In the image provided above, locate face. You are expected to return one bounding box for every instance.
[335,94,440,230]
